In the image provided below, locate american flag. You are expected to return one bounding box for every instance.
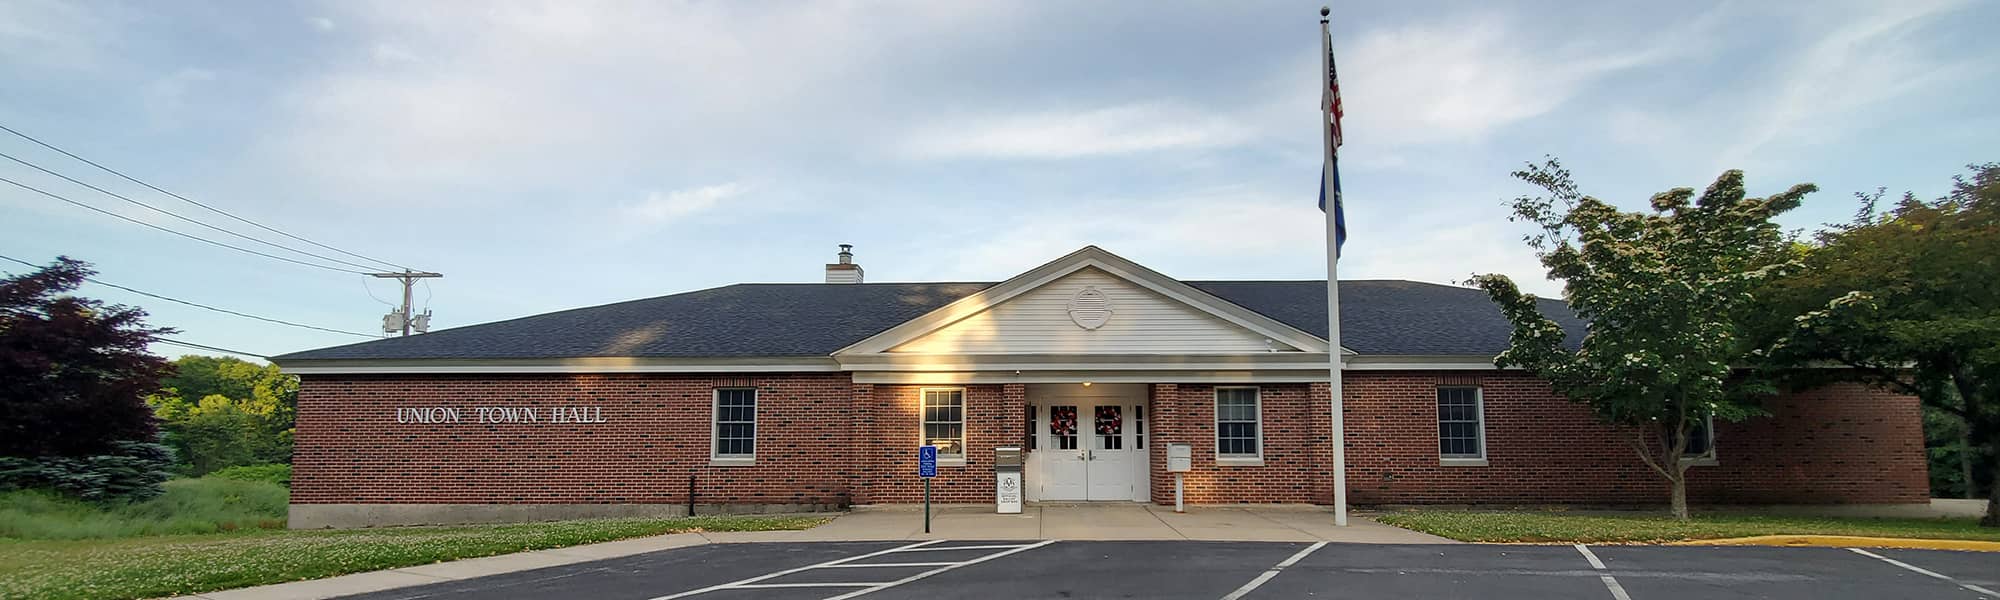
[1318,22,1346,255]
[1325,40,1344,155]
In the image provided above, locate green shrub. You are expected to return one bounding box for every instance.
[205,464,290,486]
[0,442,176,503]
[0,478,288,539]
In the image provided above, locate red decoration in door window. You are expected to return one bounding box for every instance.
[1095,406,1122,434]
[1049,406,1078,436]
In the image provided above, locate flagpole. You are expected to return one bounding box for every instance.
[1320,6,1350,528]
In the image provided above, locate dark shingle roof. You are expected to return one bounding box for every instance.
[1186,280,1586,356]
[273,280,1584,362]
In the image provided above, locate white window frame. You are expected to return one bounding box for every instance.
[1680,413,1718,467]
[920,387,968,466]
[710,387,757,466]
[1437,386,1487,466]
[1214,386,1263,466]
[1134,404,1147,450]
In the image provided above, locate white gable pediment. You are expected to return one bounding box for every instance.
[837,246,1330,357]
[889,267,1292,354]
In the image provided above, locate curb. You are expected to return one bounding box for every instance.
[1666,535,2000,553]
[164,532,717,600]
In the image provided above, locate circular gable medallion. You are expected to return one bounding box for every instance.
[1067,286,1113,330]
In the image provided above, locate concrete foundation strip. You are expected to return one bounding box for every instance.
[1848,547,2000,598]
[1574,544,1633,600]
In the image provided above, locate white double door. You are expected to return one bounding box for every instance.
[1032,386,1146,501]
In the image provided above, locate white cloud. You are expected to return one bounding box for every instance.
[309,17,335,32]
[622,183,745,225]
[370,42,417,64]
[1328,12,1707,147]
[268,1,1018,198]
[142,67,216,127]
[897,102,1253,160]
[0,0,120,71]
[1717,0,1973,168]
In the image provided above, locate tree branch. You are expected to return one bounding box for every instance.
[1628,426,1672,480]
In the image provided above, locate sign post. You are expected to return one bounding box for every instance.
[917,445,938,533]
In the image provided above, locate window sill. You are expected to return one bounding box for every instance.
[1216,457,1264,467]
[1680,456,1718,468]
[939,458,968,467]
[1439,457,1488,467]
[709,457,756,467]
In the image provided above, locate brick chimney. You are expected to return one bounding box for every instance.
[825,244,863,284]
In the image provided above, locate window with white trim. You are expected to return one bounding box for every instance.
[1437,386,1484,460]
[1215,387,1261,458]
[921,388,966,460]
[712,388,756,460]
[1684,413,1716,459]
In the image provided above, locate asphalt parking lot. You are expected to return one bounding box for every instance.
[340,540,2000,600]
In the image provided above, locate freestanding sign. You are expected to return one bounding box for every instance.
[918,445,938,478]
[918,445,937,532]
[993,447,1023,514]
[1166,443,1193,513]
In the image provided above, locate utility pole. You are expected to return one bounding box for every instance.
[368,270,443,336]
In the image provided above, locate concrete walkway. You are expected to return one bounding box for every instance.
[702,504,1455,544]
[168,505,1447,599]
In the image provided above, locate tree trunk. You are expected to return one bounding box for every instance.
[1670,474,1690,520]
[1985,459,1999,528]
[1964,430,1979,500]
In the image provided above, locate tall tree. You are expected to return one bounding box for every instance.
[0,257,174,457]
[149,355,299,474]
[1471,158,1815,520]
[1759,163,2000,526]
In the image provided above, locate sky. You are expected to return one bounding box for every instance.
[2,0,1995,361]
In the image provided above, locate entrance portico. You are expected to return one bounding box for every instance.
[831,247,1337,507]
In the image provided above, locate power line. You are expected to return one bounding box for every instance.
[156,337,269,359]
[0,150,388,272]
[0,253,376,338]
[0,122,409,272]
[0,174,371,275]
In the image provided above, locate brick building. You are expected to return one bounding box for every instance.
[274,246,1927,528]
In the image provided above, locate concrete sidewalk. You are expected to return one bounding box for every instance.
[169,505,1446,599]
[703,504,1456,544]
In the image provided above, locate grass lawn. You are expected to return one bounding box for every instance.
[1375,511,2000,544]
[0,514,828,600]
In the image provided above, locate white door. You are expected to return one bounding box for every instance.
[1040,403,1089,500]
[1084,403,1138,500]
[1029,385,1149,502]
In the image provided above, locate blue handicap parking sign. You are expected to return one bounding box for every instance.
[918,445,938,478]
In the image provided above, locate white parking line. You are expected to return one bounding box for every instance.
[733,582,884,589]
[646,540,942,600]
[1848,548,2000,598]
[822,540,1058,600]
[887,543,1032,552]
[647,539,1056,600]
[1573,544,1633,600]
[1218,541,1328,600]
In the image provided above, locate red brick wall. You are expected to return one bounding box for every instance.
[1147,383,1331,504]
[1341,371,1928,505]
[291,373,859,505]
[293,370,1924,508]
[854,384,1025,503]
